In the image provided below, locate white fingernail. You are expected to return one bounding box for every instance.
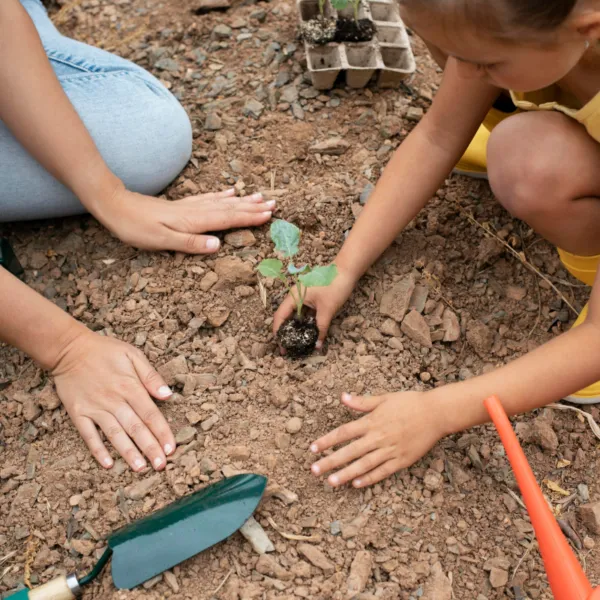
[206,238,220,250]
[252,193,263,201]
[310,444,318,453]
[354,479,362,487]
[158,386,172,398]
[153,457,164,469]
[103,457,113,467]
[312,464,320,474]
[134,458,146,470]
[342,392,351,402]
[164,443,174,455]
[225,188,235,194]
[329,474,339,485]
[266,200,276,208]
[262,211,272,217]
[315,340,323,349]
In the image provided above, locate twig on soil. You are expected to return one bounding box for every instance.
[52,0,82,25]
[505,487,526,510]
[23,536,40,589]
[266,516,321,542]
[547,403,600,440]
[557,518,583,550]
[212,568,233,595]
[526,281,542,340]
[511,540,535,583]
[0,551,17,568]
[456,204,579,316]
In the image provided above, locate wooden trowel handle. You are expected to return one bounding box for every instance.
[28,576,77,600]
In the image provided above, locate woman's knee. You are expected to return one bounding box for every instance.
[487,113,569,221]
[87,73,193,196]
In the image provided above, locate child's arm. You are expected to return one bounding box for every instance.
[311,273,600,489]
[274,60,500,340]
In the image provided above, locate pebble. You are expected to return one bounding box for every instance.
[155,57,179,72]
[380,276,415,322]
[71,539,96,556]
[360,182,374,205]
[330,520,341,535]
[380,318,402,337]
[285,417,303,434]
[275,432,291,449]
[204,112,223,132]
[255,554,293,581]
[466,321,494,357]
[489,567,509,588]
[251,8,267,21]
[243,98,265,119]
[214,256,254,287]
[186,410,202,425]
[212,24,232,39]
[274,70,291,87]
[22,397,41,422]
[442,308,460,342]
[38,385,61,410]
[406,106,424,121]
[401,310,432,348]
[529,417,558,451]
[291,103,305,120]
[175,427,197,445]
[578,483,590,502]
[281,85,299,104]
[409,285,429,314]
[224,230,256,248]
[240,516,275,554]
[229,445,251,461]
[421,563,452,600]
[163,571,179,593]
[200,271,219,291]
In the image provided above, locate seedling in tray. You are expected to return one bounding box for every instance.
[257,220,337,357]
[331,0,375,42]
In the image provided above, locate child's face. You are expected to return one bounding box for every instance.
[404,9,588,92]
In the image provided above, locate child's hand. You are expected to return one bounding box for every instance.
[310,391,448,487]
[273,266,357,347]
[52,330,176,472]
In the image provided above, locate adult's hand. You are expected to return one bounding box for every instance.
[96,185,274,253]
[53,330,176,472]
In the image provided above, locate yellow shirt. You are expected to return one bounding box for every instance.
[510,86,600,143]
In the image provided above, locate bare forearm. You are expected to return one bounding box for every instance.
[438,322,600,434]
[0,269,87,370]
[0,0,121,210]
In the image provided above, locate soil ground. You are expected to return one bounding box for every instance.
[1,0,600,598]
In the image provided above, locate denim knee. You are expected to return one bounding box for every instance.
[110,74,193,196]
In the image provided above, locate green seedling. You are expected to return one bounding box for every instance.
[331,0,360,20]
[257,220,337,319]
[318,0,326,16]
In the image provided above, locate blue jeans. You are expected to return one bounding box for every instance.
[0,0,193,221]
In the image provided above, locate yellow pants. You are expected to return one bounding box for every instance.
[459,114,600,402]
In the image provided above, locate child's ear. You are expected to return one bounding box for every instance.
[572,8,600,42]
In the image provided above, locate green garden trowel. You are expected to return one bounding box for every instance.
[6,474,267,599]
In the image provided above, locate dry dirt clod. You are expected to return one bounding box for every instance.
[163,571,180,593]
[379,276,415,323]
[240,516,275,554]
[579,501,600,534]
[309,137,350,156]
[157,355,188,386]
[255,554,293,581]
[200,270,219,291]
[70,538,96,556]
[38,384,61,410]
[441,308,460,342]
[175,426,196,445]
[529,416,559,451]
[224,230,256,248]
[421,562,452,600]
[214,256,254,288]
[286,417,303,434]
[124,474,162,500]
[466,321,494,357]
[347,550,373,596]
[298,543,335,575]
[401,310,432,348]
[489,566,509,588]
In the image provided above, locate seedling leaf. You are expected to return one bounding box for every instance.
[257,259,284,279]
[299,264,338,288]
[331,0,349,10]
[288,263,308,275]
[270,220,300,258]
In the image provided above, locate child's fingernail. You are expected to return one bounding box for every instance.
[153,457,164,469]
[134,458,146,470]
[342,392,352,402]
[103,457,113,468]
[251,193,263,201]
[329,474,339,485]
[312,464,320,474]
[354,479,362,487]
[310,443,318,453]
[164,443,174,455]
[262,211,272,217]
[315,340,323,349]
[266,200,276,209]
[225,188,235,194]
[206,238,220,250]
[158,386,172,398]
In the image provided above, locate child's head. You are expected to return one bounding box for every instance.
[399,0,600,91]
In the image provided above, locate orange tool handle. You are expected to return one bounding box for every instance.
[485,395,594,600]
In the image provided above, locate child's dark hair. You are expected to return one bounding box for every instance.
[399,0,578,37]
